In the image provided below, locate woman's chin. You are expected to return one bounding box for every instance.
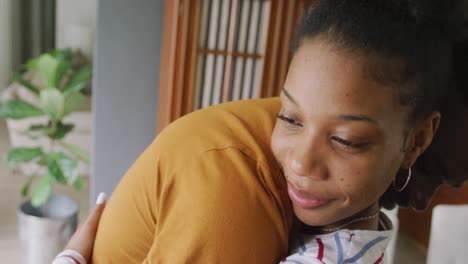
[292,205,336,227]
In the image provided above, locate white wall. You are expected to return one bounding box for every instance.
[56,0,97,57]
[0,0,13,91]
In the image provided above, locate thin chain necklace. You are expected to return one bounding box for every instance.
[320,210,381,233]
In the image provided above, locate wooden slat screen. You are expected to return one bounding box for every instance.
[157,0,315,132]
[194,0,271,110]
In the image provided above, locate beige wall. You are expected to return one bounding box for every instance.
[56,0,97,57]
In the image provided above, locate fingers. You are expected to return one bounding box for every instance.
[85,192,107,232]
[64,192,107,259]
[96,192,106,205]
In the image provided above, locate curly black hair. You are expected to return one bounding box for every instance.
[291,0,468,209]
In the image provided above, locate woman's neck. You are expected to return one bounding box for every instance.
[302,203,381,234]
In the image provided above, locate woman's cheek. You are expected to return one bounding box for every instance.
[270,127,283,158]
[271,126,296,163]
[335,167,375,197]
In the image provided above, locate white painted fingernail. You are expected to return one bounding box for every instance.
[96,192,106,205]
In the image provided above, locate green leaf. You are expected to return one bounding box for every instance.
[21,176,34,197]
[72,176,86,191]
[37,156,47,166]
[63,91,85,117]
[24,49,71,72]
[5,147,44,168]
[0,100,44,119]
[40,88,64,121]
[63,65,92,93]
[37,54,60,88]
[31,173,52,207]
[11,72,40,95]
[24,123,74,140]
[25,58,39,71]
[47,152,79,185]
[58,141,90,164]
[55,61,72,89]
[29,124,47,131]
[22,125,52,140]
[49,49,72,61]
[50,123,74,140]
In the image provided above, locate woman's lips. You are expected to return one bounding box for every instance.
[287,184,329,209]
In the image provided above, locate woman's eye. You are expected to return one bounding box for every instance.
[331,136,368,149]
[277,114,302,127]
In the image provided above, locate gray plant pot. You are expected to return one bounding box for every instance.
[18,195,78,264]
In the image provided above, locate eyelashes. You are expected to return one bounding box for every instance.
[330,136,353,146]
[277,114,302,127]
[276,114,369,150]
[330,136,368,149]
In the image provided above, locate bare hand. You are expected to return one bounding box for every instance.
[65,192,106,261]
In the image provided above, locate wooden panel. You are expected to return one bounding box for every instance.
[158,0,306,132]
[156,0,180,133]
[260,0,284,98]
[260,0,310,98]
[172,0,190,119]
[198,48,262,59]
[302,0,318,6]
[275,0,297,97]
[182,0,202,114]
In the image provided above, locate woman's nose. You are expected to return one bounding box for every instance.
[289,146,328,181]
[290,158,309,176]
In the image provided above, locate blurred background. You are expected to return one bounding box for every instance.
[0,0,96,262]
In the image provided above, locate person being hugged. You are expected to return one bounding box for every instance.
[55,0,468,263]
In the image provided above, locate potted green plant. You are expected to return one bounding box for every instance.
[0,49,92,264]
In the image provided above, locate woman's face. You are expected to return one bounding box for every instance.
[271,39,410,227]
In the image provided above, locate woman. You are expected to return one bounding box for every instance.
[54,0,468,263]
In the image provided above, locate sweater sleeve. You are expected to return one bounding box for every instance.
[92,142,291,263]
[141,147,290,263]
[92,98,292,263]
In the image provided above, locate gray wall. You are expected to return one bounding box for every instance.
[91,0,164,203]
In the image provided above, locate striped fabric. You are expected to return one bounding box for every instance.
[281,212,393,264]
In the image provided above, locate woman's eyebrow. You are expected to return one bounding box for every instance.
[281,88,298,105]
[337,114,378,125]
[282,88,378,125]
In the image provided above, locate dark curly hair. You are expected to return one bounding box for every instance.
[291,0,468,210]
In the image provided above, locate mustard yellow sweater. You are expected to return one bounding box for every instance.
[92,98,293,263]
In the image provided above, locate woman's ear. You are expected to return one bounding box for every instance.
[402,111,441,168]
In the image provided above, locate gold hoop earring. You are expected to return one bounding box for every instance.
[393,167,411,192]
